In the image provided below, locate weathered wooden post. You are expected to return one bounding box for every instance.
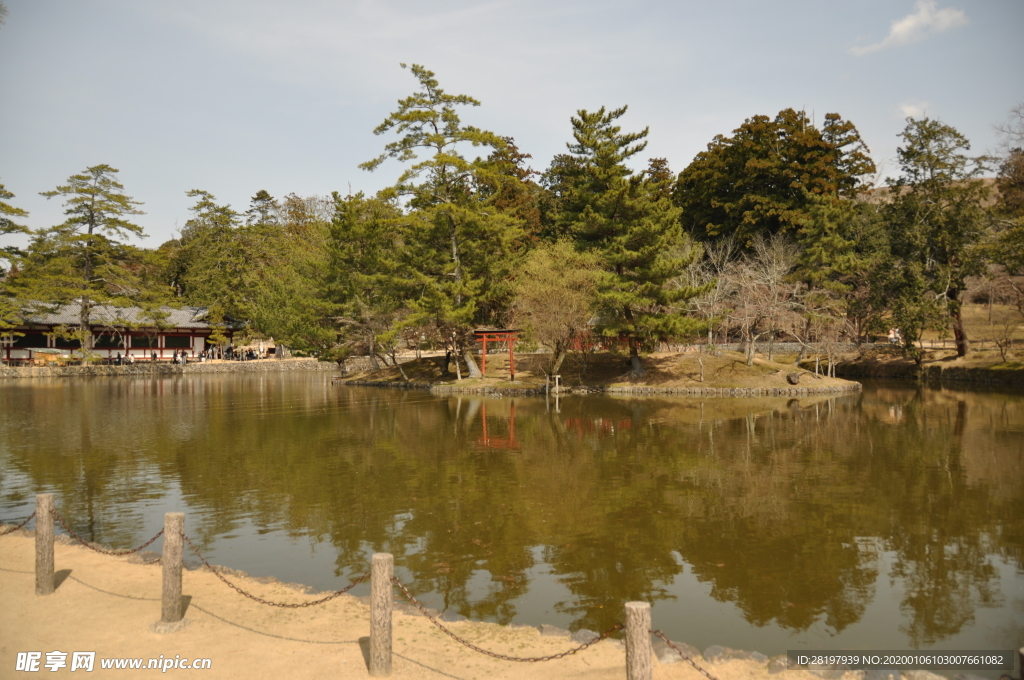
[161,513,184,623]
[35,494,54,595]
[369,552,393,676]
[624,601,653,680]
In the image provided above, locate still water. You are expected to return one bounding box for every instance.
[1,374,1021,660]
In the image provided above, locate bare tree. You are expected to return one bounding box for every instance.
[994,102,1024,154]
[724,235,801,366]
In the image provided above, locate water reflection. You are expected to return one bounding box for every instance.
[0,376,1021,655]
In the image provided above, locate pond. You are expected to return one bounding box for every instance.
[1,373,1021,666]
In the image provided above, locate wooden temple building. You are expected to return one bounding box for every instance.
[2,302,241,363]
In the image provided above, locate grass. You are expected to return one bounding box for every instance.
[919,303,1024,345]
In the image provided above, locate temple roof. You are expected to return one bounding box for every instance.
[17,302,244,330]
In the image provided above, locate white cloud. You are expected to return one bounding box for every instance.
[850,0,967,56]
[898,100,931,118]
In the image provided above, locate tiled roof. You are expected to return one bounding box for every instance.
[19,302,242,330]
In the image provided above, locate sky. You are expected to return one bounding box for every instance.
[1,0,1022,245]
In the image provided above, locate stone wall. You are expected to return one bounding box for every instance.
[342,379,862,398]
[0,357,338,379]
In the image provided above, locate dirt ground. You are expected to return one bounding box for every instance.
[0,531,826,680]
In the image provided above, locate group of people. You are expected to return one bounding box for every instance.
[108,346,268,364]
[195,346,266,362]
[887,328,903,345]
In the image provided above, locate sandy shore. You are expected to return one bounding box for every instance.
[0,529,841,680]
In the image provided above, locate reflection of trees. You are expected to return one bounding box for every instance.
[0,376,1022,643]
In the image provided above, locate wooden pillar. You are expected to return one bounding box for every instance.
[35,494,54,596]
[625,601,652,680]
[369,553,393,676]
[481,338,487,374]
[161,513,184,623]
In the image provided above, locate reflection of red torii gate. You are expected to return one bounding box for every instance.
[478,402,519,449]
[473,328,521,381]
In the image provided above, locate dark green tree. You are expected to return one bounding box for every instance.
[360,64,524,378]
[0,181,30,347]
[0,181,30,274]
[326,192,409,368]
[555,106,705,376]
[245,189,280,227]
[170,190,247,320]
[17,165,147,348]
[881,118,990,359]
[674,109,875,245]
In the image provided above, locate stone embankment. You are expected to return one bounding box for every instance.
[0,357,338,379]
[341,379,862,398]
[833,361,1023,386]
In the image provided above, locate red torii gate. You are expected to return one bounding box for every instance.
[472,328,521,381]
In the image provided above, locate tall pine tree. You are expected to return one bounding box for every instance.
[17,165,146,348]
[556,106,704,377]
[360,64,524,378]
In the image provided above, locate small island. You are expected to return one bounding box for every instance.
[341,349,861,397]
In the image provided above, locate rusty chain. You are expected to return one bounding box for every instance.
[51,508,165,556]
[19,507,716,675]
[0,511,36,536]
[183,533,368,608]
[392,577,622,662]
[650,629,720,680]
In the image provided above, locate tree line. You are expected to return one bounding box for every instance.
[2,65,1022,373]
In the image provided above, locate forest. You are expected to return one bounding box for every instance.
[2,65,1022,375]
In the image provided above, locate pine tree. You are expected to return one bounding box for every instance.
[0,181,30,348]
[674,109,875,245]
[360,64,524,377]
[0,181,30,274]
[327,192,409,368]
[16,165,146,349]
[882,117,989,359]
[558,107,705,377]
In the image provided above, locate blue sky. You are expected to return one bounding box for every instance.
[1,0,1021,245]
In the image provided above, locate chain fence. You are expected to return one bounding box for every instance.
[51,507,165,556]
[392,577,623,663]
[650,629,720,680]
[0,511,35,535]
[183,533,369,608]
[5,503,724,678]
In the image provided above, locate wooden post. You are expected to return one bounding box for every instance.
[625,601,652,680]
[35,494,54,596]
[161,513,184,623]
[1018,648,1023,680]
[369,552,393,677]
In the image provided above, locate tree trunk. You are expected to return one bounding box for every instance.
[745,334,757,367]
[948,288,970,357]
[550,345,567,375]
[628,338,645,378]
[463,349,482,378]
[442,349,451,377]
